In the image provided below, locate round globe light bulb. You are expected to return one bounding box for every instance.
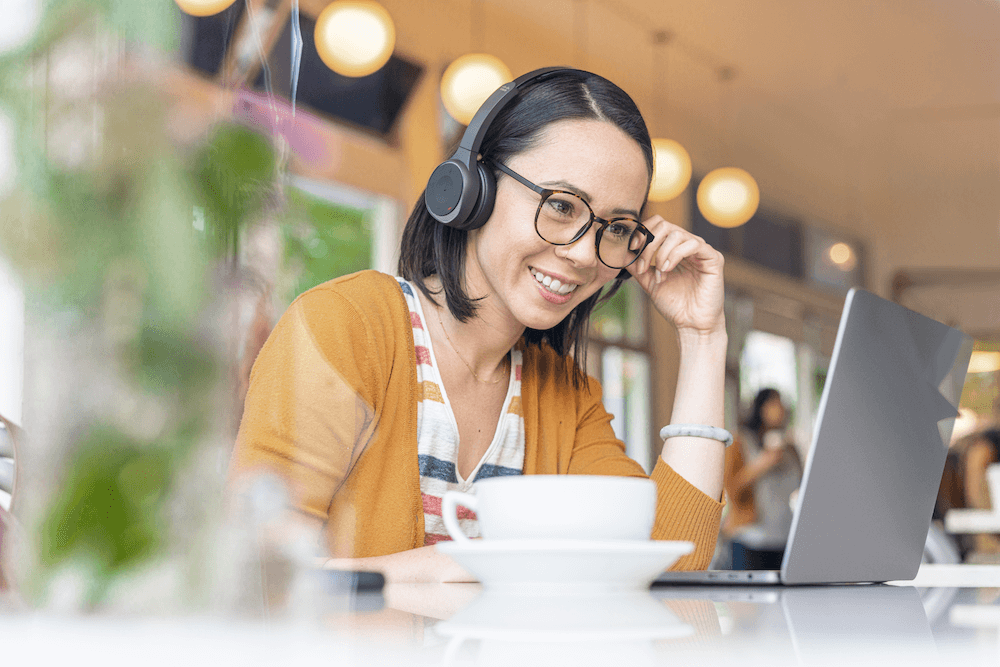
[440,54,512,125]
[314,1,396,78]
[174,0,237,17]
[648,138,692,202]
[696,167,760,228]
[828,242,856,271]
[968,351,1000,374]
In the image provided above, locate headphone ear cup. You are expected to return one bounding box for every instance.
[426,159,479,227]
[462,161,497,231]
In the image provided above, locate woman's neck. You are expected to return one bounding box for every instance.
[419,276,522,380]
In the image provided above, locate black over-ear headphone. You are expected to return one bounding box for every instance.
[425,67,586,231]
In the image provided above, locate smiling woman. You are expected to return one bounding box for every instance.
[231,68,730,583]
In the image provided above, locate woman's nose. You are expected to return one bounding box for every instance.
[553,224,600,267]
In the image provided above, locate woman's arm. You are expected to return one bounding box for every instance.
[325,546,474,584]
[626,216,728,502]
[728,440,784,496]
[659,329,728,501]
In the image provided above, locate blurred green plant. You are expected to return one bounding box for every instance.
[195,125,278,262]
[280,187,371,304]
[37,426,172,607]
[0,0,279,608]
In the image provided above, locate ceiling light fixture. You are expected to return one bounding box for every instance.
[440,0,511,126]
[648,31,691,203]
[828,242,856,271]
[968,351,1000,374]
[314,1,396,78]
[698,67,759,228]
[440,53,511,126]
[174,0,237,17]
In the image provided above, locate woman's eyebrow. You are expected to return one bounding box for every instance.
[539,180,641,219]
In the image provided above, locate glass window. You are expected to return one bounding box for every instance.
[600,347,653,472]
[590,282,654,472]
[739,330,799,413]
[591,281,646,345]
[958,340,1000,436]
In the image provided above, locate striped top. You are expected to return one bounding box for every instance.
[396,279,525,545]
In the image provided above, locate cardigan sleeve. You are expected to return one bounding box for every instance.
[568,374,725,571]
[230,285,381,523]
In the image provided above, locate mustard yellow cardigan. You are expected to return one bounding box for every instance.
[232,271,723,570]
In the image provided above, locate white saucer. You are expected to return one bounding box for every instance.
[436,539,694,592]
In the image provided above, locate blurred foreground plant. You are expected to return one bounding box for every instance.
[0,0,278,609]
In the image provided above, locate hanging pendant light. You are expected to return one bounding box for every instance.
[174,0,237,17]
[647,31,691,203]
[698,67,759,228]
[440,53,512,126]
[440,0,511,126]
[968,350,1000,374]
[650,138,692,202]
[697,167,759,228]
[827,242,857,271]
[314,1,396,78]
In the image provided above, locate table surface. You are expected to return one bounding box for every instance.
[3,564,1000,666]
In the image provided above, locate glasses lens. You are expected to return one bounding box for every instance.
[535,192,593,245]
[598,220,649,269]
[535,191,649,269]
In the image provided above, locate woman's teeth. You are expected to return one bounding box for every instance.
[531,269,578,295]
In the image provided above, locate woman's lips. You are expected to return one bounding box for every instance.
[530,267,578,304]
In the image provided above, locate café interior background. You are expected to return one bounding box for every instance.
[0,0,998,604]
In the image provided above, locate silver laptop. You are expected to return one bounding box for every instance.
[655,288,973,586]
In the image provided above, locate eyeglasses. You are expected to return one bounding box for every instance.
[486,160,654,270]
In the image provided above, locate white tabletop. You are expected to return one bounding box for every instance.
[3,571,1000,667]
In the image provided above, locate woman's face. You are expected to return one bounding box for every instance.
[762,395,786,430]
[466,119,649,332]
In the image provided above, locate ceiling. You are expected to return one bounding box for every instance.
[478,0,1000,266]
[271,0,999,321]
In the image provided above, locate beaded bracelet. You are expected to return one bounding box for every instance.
[659,424,734,447]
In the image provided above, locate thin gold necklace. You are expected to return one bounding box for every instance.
[436,309,509,385]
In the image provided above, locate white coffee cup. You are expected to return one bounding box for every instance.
[441,475,656,543]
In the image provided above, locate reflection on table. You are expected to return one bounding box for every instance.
[2,579,1000,666]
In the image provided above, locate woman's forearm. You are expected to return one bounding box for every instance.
[659,329,728,501]
[325,545,475,584]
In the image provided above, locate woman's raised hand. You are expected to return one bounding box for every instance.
[627,216,726,336]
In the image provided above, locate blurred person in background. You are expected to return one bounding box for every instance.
[723,388,802,569]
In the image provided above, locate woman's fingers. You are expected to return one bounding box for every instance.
[637,217,713,283]
[661,238,705,273]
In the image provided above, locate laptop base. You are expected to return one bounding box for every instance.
[653,569,783,586]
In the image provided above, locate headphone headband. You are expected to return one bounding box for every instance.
[452,67,584,171]
[425,66,592,229]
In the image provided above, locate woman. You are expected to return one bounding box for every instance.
[724,388,802,570]
[232,68,729,582]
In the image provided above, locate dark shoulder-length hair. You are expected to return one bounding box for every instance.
[398,69,654,386]
[743,388,782,441]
